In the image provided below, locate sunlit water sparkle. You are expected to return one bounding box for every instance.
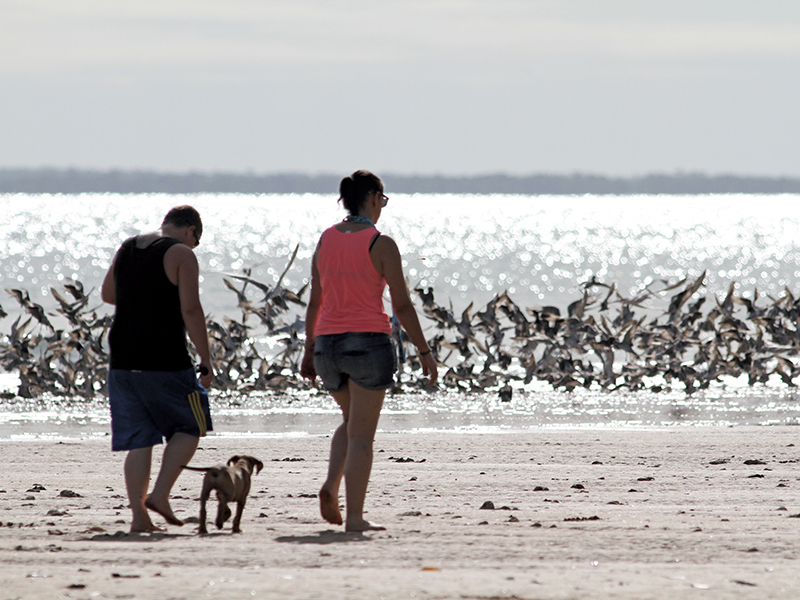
[1,193,800,439]
[1,380,800,441]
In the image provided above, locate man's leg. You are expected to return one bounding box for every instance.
[145,432,199,526]
[125,446,160,533]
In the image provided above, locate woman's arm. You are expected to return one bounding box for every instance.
[300,246,323,380]
[374,236,438,385]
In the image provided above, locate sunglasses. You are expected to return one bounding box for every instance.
[379,193,389,207]
[191,228,201,248]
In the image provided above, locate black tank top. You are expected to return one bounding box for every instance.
[108,236,192,371]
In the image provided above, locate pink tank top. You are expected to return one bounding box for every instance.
[315,226,392,336]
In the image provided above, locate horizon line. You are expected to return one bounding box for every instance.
[2,167,800,180]
[2,168,800,195]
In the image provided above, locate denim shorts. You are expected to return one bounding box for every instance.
[314,332,397,392]
[108,367,212,451]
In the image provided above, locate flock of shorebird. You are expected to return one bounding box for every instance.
[412,270,800,395]
[1,256,799,399]
[0,282,110,398]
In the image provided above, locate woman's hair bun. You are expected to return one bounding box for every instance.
[339,176,354,198]
[338,170,383,215]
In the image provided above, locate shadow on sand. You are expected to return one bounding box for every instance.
[87,531,187,542]
[275,530,372,545]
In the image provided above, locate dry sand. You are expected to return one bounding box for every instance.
[1,426,800,599]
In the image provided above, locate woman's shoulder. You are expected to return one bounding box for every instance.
[371,232,399,254]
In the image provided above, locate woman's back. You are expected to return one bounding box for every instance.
[315,225,391,336]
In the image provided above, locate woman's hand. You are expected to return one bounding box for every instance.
[300,347,317,380]
[419,351,438,386]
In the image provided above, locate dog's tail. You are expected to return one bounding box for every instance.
[181,465,215,472]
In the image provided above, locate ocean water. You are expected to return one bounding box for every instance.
[1,192,800,439]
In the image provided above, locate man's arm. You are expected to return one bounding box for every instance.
[101,254,117,305]
[166,244,214,387]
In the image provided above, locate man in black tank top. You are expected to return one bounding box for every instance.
[101,205,215,533]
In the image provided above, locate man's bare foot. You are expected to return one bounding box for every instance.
[319,488,343,525]
[345,518,386,532]
[145,496,184,526]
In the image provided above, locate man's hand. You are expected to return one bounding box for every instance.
[198,361,214,388]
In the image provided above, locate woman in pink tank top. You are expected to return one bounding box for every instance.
[300,170,438,532]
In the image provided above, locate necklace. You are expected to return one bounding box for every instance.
[343,214,375,228]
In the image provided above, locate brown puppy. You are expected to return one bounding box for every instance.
[182,455,263,534]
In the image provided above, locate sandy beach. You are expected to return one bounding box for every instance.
[2,426,800,599]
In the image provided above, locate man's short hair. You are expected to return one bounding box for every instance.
[162,206,202,237]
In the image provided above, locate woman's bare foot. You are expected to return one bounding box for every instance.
[319,488,343,525]
[130,516,166,533]
[145,495,184,526]
[345,518,386,532]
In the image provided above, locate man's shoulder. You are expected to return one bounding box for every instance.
[164,240,194,255]
[120,235,137,249]
[163,240,198,265]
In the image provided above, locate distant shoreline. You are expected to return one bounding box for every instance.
[2,168,800,195]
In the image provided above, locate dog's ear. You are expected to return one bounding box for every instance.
[242,456,263,474]
[227,455,242,467]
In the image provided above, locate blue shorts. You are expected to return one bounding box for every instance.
[108,367,212,451]
[314,332,397,392]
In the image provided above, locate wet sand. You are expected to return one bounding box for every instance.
[2,426,800,599]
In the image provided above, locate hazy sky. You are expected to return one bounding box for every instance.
[2,1,799,176]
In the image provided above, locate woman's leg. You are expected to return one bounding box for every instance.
[320,388,350,525]
[343,380,385,531]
